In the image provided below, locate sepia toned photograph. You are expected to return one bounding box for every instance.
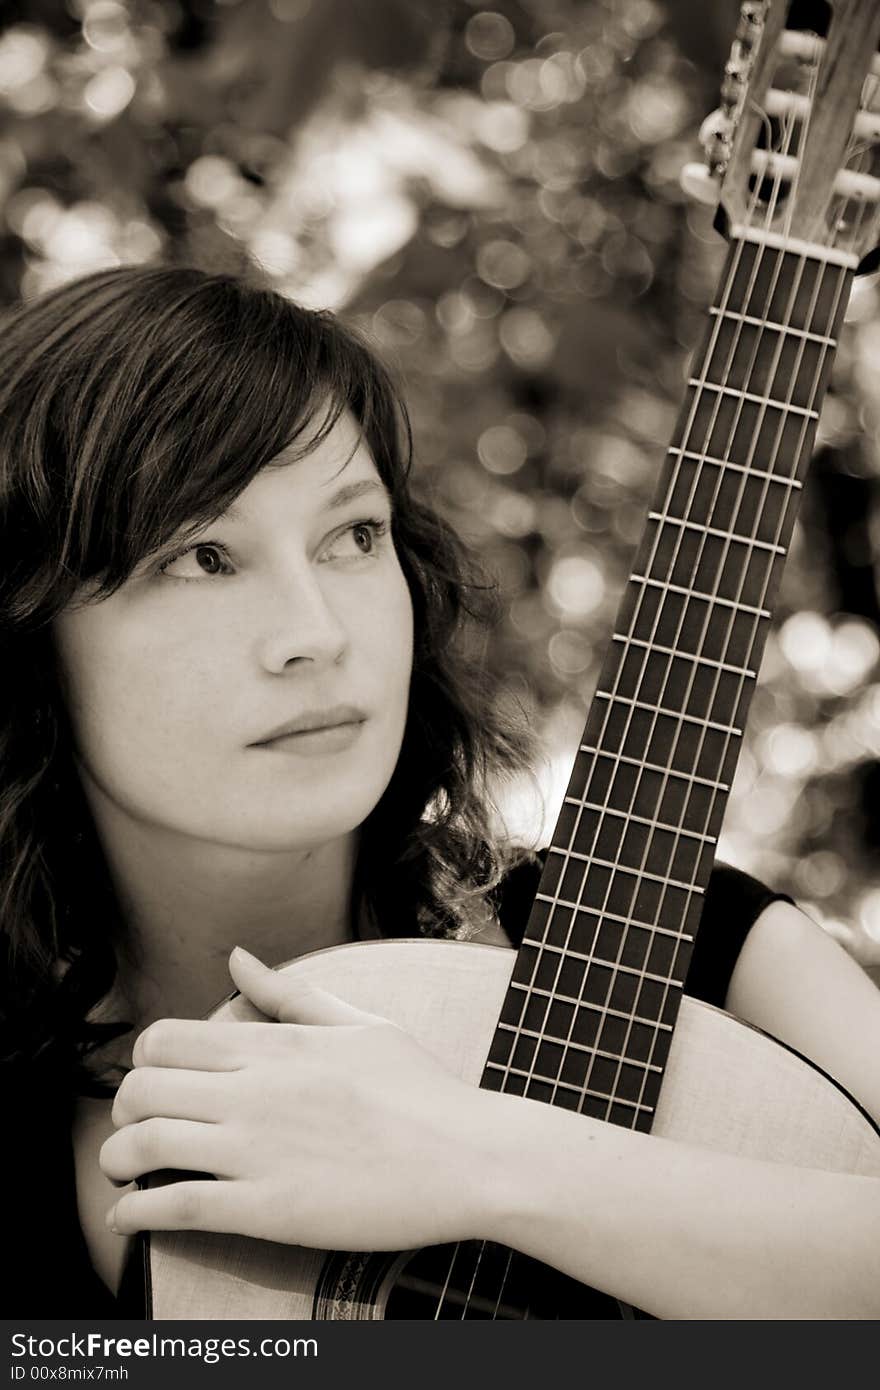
[2,0,879,1331]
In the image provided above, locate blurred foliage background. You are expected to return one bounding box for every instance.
[1,0,879,975]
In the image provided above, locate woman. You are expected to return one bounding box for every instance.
[2,266,879,1320]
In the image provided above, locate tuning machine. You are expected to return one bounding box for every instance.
[699,0,769,179]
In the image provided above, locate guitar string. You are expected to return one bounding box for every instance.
[446,172,768,1323]
[533,269,847,1130]
[504,226,773,1100]
[601,52,854,1115]
[476,42,870,1318]
[446,52,853,1321]
[465,103,853,1322]
[414,38,869,1323]
[627,251,847,1122]
[587,249,819,1119]
[445,204,765,1322]
[466,254,849,1326]
[623,56,850,1110]
[595,88,838,1115]
[503,67,810,1122]
[494,114,792,1097]
[501,231,758,1087]
[540,217,811,1117]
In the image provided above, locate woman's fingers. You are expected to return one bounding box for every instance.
[131,1017,296,1070]
[107,1179,244,1237]
[100,1117,227,1184]
[111,1067,229,1127]
[228,947,378,1026]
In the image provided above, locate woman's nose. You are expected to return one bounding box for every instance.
[256,569,349,673]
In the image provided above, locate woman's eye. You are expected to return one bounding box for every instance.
[159,544,232,579]
[325,519,388,560]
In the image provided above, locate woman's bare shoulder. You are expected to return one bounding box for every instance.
[726,899,880,1126]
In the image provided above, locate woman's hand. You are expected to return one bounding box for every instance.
[99,947,505,1250]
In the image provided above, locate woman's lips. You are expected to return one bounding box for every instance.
[255,719,365,756]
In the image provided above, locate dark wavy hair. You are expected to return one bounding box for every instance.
[0,265,530,1095]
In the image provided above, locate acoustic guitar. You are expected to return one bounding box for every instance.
[146,0,880,1319]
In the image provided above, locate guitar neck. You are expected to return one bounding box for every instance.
[483,234,854,1129]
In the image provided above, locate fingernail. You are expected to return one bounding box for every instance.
[231,945,260,965]
[105,1206,118,1231]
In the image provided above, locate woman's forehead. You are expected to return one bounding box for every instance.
[217,419,388,524]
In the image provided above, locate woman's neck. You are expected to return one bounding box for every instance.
[83,784,359,1057]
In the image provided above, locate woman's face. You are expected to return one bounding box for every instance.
[53,410,414,853]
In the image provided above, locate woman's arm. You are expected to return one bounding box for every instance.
[101,935,880,1319]
[480,1083,880,1319]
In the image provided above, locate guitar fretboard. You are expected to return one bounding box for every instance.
[483,236,853,1130]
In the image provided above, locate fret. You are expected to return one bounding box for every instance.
[542,848,703,896]
[665,448,803,489]
[708,305,837,348]
[686,379,820,419]
[529,895,694,942]
[637,525,777,612]
[523,903,696,981]
[673,397,814,475]
[523,928,691,984]
[646,511,786,558]
[577,746,729,793]
[483,1061,657,1113]
[508,979,675,1032]
[630,574,771,619]
[496,1021,664,1072]
[610,633,755,679]
[649,456,793,560]
[616,572,758,666]
[558,774,725,856]
[731,241,848,338]
[569,749,729,843]
[593,689,742,738]
[497,1023,661,1073]
[579,707,742,796]
[560,798,716,845]
[699,311,825,412]
[537,852,708,932]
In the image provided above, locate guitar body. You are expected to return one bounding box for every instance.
[147,937,880,1320]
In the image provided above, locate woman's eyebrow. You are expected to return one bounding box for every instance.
[322,478,391,511]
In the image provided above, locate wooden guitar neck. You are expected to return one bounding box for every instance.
[483,238,854,1129]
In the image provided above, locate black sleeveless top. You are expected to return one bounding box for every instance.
[5,863,792,1319]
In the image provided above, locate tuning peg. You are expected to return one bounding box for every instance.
[698,108,734,175]
[737,1,767,37]
[680,162,722,207]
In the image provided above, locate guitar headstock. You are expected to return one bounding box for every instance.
[682,0,880,268]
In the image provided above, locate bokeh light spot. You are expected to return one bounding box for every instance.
[762,724,819,778]
[547,554,605,618]
[82,2,130,54]
[0,27,48,93]
[465,12,516,63]
[778,611,832,672]
[548,630,593,676]
[83,66,136,120]
[499,308,555,367]
[476,238,531,289]
[478,423,528,475]
[371,298,426,348]
[185,156,242,209]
